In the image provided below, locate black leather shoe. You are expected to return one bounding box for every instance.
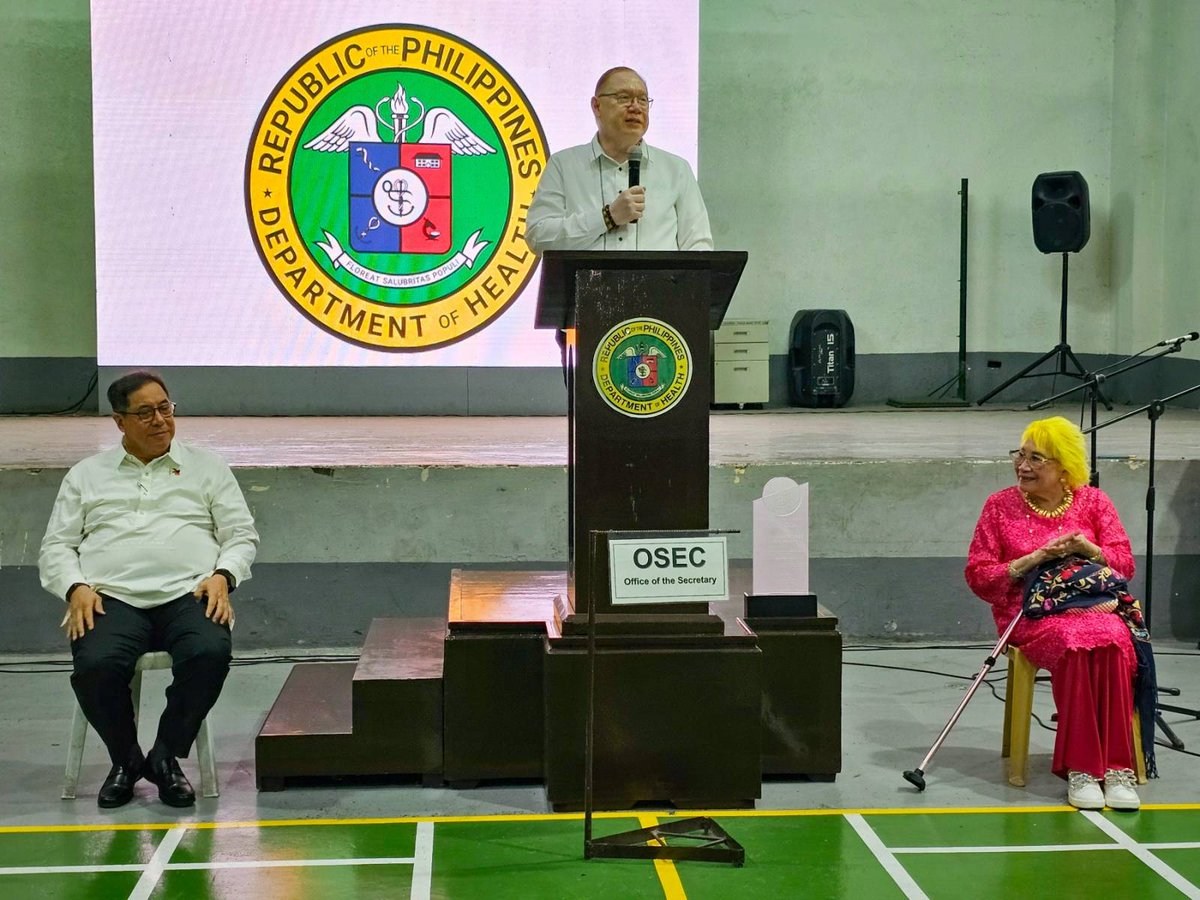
[143,754,195,808]
[97,760,142,808]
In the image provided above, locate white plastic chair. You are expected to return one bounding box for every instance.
[61,651,218,799]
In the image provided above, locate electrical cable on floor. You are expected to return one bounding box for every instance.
[845,643,1200,657]
[0,653,359,674]
[843,656,1200,743]
[0,370,98,416]
[844,657,1060,739]
[843,643,1200,740]
[229,654,360,665]
[843,660,1007,682]
[844,643,995,652]
[844,660,1061,735]
[2,644,1193,749]
[1155,743,1200,759]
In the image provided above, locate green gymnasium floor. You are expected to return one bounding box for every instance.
[5,806,1200,899]
[5,644,1200,897]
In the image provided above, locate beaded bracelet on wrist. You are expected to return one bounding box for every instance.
[602,204,616,232]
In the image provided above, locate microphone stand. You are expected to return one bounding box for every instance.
[1085,380,1200,750]
[1030,339,1187,487]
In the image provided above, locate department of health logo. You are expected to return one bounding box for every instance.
[245,25,547,351]
[593,318,692,418]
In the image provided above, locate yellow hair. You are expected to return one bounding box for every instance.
[1021,416,1088,488]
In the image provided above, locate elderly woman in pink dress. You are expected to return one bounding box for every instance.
[966,416,1150,811]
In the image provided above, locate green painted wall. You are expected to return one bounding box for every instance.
[701,0,1116,354]
[1160,1,1200,364]
[1110,0,1200,367]
[1,1,1194,366]
[0,0,94,357]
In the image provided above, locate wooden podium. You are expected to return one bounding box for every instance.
[535,251,761,809]
[255,248,842,808]
[535,250,748,628]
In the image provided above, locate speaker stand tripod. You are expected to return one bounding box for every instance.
[977,252,1112,408]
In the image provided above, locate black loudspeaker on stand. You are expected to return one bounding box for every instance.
[788,309,855,407]
[978,171,1110,408]
[1031,171,1090,253]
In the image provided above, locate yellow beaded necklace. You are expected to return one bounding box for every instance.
[1022,487,1074,518]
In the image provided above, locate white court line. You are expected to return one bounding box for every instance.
[168,857,417,870]
[893,842,1119,854]
[845,814,929,900]
[1081,810,1200,899]
[411,821,434,900]
[898,841,1200,854]
[0,864,146,875]
[128,825,187,900]
[0,856,418,876]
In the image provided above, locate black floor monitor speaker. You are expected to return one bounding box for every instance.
[1032,171,1090,253]
[788,309,855,408]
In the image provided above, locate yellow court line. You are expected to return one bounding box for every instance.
[661,804,1077,817]
[5,803,1200,835]
[1134,803,1200,811]
[637,813,687,900]
[0,811,642,834]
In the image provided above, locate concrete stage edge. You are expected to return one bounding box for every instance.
[3,406,1198,652]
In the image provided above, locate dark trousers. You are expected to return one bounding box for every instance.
[70,593,231,766]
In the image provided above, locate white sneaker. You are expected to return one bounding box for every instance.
[1067,771,1104,810]
[1103,768,1141,810]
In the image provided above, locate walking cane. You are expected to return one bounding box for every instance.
[903,611,1024,791]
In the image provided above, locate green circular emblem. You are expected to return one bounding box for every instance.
[593,318,693,418]
[246,25,547,351]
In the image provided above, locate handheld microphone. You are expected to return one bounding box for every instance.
[1158,331,1200,346]
[627,144,642,188]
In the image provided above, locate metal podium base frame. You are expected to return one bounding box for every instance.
[586,816,745,866]
[581,530,747,868]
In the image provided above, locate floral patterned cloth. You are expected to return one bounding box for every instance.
[1023,555,1147,638]
[965,485,1137,676]
[1021,552,1158,776]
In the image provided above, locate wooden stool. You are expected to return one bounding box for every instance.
[61,651,219,799]
[1001,645,1145,787]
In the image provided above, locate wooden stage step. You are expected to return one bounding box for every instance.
[255,617,446,791]
[254,575,843,800]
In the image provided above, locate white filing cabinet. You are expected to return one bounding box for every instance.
[712,319,769,406]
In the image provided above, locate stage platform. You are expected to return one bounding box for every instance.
[3,405,1199,651]
[253,568,842,806]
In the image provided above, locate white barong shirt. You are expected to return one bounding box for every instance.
[40,440,258,608]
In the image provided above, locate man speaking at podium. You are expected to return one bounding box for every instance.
[526,66,712,371]
[525,66,713,254]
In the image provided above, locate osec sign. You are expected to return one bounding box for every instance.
[608,535,728,605]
